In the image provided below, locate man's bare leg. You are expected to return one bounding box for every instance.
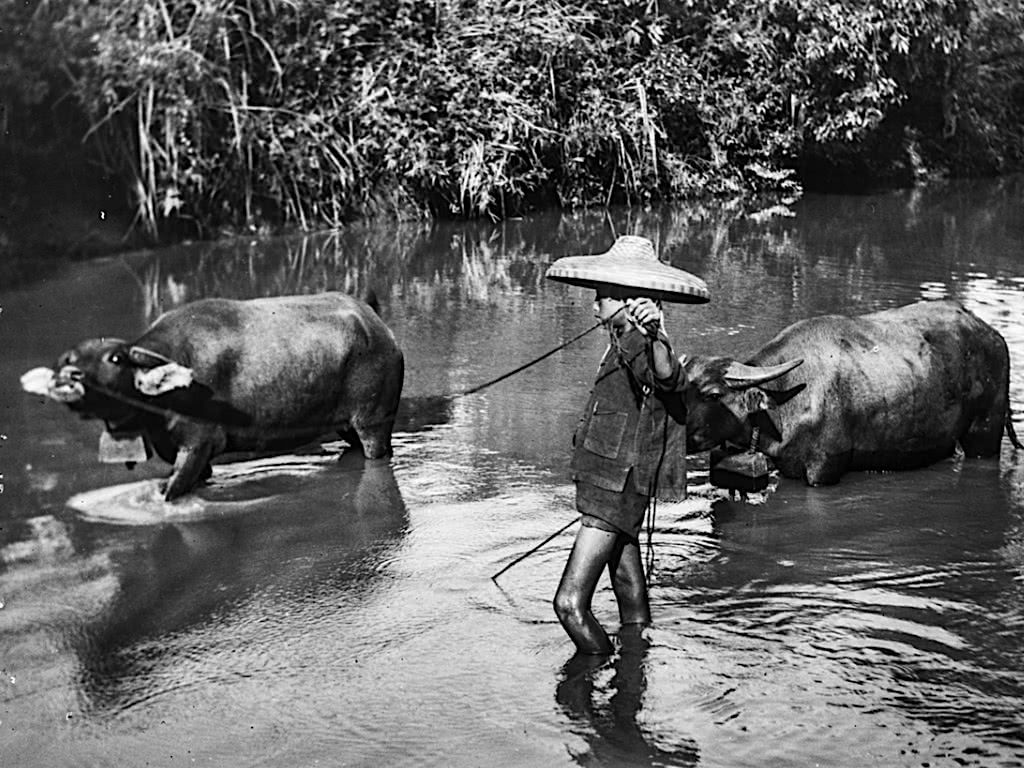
[608,538,650,626]
[553,526,619,654]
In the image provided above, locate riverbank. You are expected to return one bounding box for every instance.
[7,1,1022,243]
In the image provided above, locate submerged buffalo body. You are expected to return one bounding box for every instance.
[684,300,1021,485]
[23,292,404,500]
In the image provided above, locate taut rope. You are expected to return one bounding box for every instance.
[77,320,605,443]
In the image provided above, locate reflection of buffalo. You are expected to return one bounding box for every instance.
[23,292,404,500]
[75,455,407,711]
[683,300,1022,485]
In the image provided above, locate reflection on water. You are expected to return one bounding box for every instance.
[648,460,1024,767]
[2,176,1024,767]
[557,626,700,767]
[74,454,407,718]
[111,177,1024,370]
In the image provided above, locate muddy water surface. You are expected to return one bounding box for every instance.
[2,179,1024,767]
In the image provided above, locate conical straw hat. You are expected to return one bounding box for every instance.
[545,235,709,304]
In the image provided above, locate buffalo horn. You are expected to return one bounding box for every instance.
[129,346,177,368]
[724,358,803,388]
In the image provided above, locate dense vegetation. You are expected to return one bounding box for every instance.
[2,0,1024,243]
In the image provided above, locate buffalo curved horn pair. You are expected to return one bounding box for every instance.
[724,358,803,389]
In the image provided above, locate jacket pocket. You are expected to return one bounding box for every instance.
[581,407,628,459]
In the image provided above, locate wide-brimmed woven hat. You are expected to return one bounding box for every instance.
[545,235,709,304]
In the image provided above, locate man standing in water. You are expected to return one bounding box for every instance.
[546,235,708,655]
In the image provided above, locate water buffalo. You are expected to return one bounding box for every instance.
[683,299,1022,485]
[21,292,404,500]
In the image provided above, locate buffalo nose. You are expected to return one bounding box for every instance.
[56,365,84,382]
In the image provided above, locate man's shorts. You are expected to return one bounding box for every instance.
[576,477,649,541]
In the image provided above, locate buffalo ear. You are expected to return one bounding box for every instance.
[765,382,807,407]
[134,363,193,396]
[724,359,803,389]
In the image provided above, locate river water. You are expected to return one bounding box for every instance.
[2,178,1023,767]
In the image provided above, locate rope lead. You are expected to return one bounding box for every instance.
[76,320,604,441]
[455,321,601,396]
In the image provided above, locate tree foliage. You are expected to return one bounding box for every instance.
[2,0,1023,240]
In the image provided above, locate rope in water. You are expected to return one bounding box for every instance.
[490,516,581,582]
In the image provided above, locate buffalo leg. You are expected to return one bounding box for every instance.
[803,451,850,486]
[149,431,178,465]
[960,411,1004,458]
[163,442,215,500]
[353,419,394,460]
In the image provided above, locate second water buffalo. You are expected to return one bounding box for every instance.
[683,299,1021,485]
[22,292,404,500]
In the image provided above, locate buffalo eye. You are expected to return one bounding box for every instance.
[107,351,125,366]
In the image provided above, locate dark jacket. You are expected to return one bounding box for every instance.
[571,327,688,501]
